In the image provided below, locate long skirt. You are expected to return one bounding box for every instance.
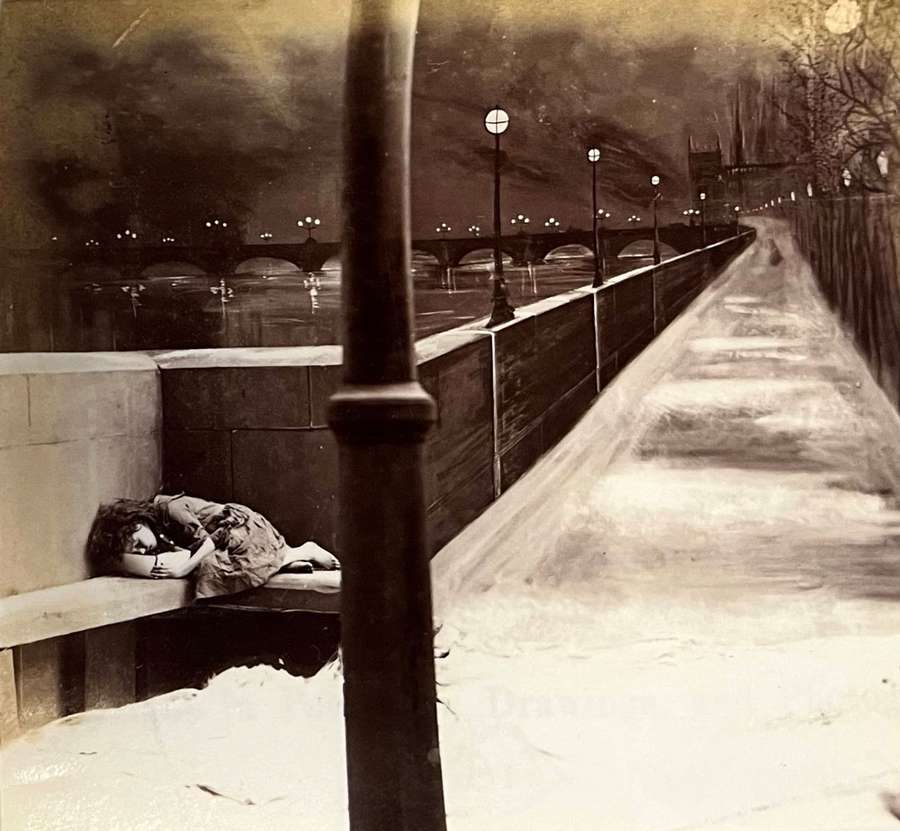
[194,504,286,599]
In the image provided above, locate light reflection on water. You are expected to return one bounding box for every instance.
[1,254,656,352]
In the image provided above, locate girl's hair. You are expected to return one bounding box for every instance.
[86,498,159,575]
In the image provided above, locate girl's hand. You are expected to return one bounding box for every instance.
[150,564,174,579]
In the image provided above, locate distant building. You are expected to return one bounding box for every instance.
[688,90,793,221]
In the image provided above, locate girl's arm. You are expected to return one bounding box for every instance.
[150,537,217,579]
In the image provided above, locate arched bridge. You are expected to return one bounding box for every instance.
[66,224,733,276]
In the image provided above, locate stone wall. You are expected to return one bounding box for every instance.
[0,353,161,729]
[0,352,161,597]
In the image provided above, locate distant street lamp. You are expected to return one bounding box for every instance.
[510,213,530,231]
[596,208,611,274]
[698,190,707,244]
[484,106,514,326]
[733,205,741,233]
[650,174,661,264]
[587,147,603,286]
[297,215,321,241]
[435,222,452,236]
[627,215,642,224]
[259,232,273,241]
[116,228,139,242]
[467,224,481,237]
[544,217,560,232]
[162,235,176,244]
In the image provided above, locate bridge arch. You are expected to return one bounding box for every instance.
[544,244,592,261]
[233,257,303,277]
[457,248,513,268]
[616,239,680,260]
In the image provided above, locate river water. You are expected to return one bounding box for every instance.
[0,249,657,352]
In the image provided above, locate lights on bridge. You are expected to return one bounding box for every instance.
[597,209,611,221]
[435,222,452,236]
[161,235,176,244]
[84,239,100,247]
[626,215,642,223]
[467,224,481,237]
[510,213,530,228]
[544,217,560,232]
[259,232,274,241]
[699,191,707,202]
[116,228,138,241]
[297,215,321,241]
[205,218,228,229]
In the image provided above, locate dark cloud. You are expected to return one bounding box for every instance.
[2,0,775,244]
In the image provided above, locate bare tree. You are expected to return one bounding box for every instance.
[775,0,898,192]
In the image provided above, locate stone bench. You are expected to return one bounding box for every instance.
[0,572,340,741]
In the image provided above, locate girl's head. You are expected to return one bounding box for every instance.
[87,499,159,575]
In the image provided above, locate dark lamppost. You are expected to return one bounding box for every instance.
[698,190,707,246]
[485,106,515,326]
[328,0,447,829]
[597,208,610,277]
[587,147,602,286]
[651,174,661,265]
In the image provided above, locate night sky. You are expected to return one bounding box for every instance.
[0,0,784,246]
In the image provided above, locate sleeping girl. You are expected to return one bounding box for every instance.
[87,493,339,599]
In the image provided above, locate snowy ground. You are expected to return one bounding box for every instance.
[6,218,900,830]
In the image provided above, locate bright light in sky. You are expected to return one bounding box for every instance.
[824,0,861,34]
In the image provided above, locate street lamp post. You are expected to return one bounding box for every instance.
[298,215,321,241]
[587,147,602,286]
[485,106,515,326]
[544,217,560,232]
[467,224,481,237]
[651,174,661,265]
[733,205,741,234]
[698,190,707,246]
[510,213,530,232]
[597,209,610,276]
[328,1,447,829]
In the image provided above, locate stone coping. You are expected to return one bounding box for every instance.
[0,352,158,376]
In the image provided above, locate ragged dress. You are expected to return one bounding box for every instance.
[153,494,286,599]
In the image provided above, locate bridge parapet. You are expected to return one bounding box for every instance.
[58,225,737,276]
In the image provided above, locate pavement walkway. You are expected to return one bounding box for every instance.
[430,217,900,830]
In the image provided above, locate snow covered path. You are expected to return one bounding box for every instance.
[6,219,900,830]
[431,218,900,830]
